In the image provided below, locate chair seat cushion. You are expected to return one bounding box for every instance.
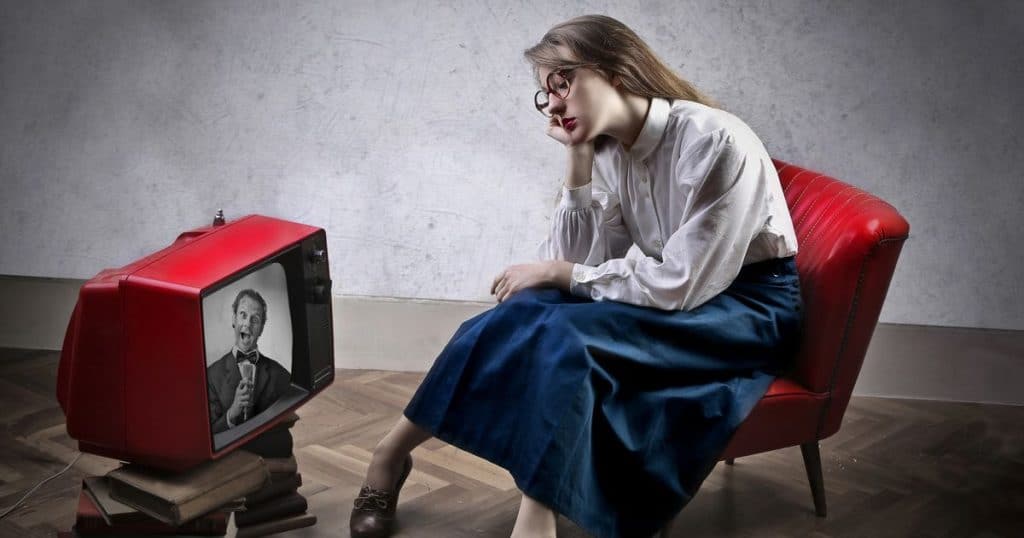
[720,377,829,460]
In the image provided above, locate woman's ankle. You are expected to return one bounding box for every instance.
[510,494,556,538]
[365,444,407,489]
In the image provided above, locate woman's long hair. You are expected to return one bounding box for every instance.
[524,15,720,110]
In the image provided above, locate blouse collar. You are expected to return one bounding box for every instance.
[625,97,671,161]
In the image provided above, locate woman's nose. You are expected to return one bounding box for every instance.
[547,93,567,115]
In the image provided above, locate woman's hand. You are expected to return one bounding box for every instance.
[491,261,574,303]
[546,117,597,151]
[546,116,574,146]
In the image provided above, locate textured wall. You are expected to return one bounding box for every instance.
[1,1,1021,330]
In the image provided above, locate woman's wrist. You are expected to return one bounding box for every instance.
[564,143,595,189]
[547,261,575,291]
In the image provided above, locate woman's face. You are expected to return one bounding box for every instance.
[536,64,619,145]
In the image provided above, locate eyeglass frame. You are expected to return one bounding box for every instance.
[533,63,601,117]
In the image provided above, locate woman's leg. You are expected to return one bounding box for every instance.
[510,492,557,538]
[364,415,432,489]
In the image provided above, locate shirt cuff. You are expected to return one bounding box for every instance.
[560,182,592,210]
[569,263,596,298]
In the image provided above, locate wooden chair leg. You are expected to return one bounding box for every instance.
[725,458,735,465]
[800,441,827,517]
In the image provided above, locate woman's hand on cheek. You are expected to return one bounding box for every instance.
[546,116,573,146]
[491,262,557,303]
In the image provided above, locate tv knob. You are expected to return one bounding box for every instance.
[312,280,331,303]
[310,248,327,264]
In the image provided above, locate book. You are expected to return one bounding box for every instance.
[234,513,316,538]
[83,476,144,526]
[234,492,307,527]
[242,473,302,507]
[261,455,297,476]
[69,529,222,538]
[107,451,269,527]
[74,487,228,535]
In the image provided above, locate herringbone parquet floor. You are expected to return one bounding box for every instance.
[0,347,1021,537]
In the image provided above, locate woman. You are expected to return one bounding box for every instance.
[349,14,803,538]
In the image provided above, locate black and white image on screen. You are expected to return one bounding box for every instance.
[203,262,293,434]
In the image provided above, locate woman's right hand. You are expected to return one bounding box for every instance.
[547,116,596,188]
[546,116,574,146]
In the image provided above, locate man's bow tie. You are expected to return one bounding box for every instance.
[237,350,258,363]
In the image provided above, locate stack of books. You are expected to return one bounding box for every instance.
[65,450,266,537]
[61,413,315,537]
[231,414,316,538]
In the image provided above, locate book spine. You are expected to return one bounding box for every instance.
[234,513,316,538]
[243,473,301,506]
[176,467,268,524]
[108,481,178,526]
[235,494,307,527]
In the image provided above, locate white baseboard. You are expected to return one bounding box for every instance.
[1,275,1020,405]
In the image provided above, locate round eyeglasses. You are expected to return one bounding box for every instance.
[533,64,598,117]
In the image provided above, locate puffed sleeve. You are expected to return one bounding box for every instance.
[570,130,770,311]
[536,166,633,266]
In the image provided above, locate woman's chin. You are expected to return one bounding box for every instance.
[567,127,593,145]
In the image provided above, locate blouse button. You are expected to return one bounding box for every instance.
[640,176,647,183]
[654,239,663,248]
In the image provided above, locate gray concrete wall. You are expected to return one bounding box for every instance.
[2,1,1022,330]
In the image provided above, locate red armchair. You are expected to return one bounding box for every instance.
[719,159,910,517]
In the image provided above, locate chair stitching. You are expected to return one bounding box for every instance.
[795,182,850,240]
[815,236,905,439]
[801,192,873,251]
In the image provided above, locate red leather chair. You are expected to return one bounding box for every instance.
[719,159,910,517]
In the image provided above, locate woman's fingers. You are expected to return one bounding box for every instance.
[491,271,506,295]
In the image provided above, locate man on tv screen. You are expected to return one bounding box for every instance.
[208,289,290,433]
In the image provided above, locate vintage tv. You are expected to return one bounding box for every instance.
[56,214,334,471]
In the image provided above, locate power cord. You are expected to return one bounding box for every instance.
[0,452,82,520]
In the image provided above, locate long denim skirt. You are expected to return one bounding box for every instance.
[403,256,803,537]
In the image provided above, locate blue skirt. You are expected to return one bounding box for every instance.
[404,256,803,537]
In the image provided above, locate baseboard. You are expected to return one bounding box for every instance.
[2,275,1020,405]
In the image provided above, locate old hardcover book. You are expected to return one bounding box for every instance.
[234,492,307,528]
[261,455,297,476]
[106,451,269,526]
[234,513,316,538]
[242,473,302,507]
[75,487,228,535]
[83,475,159,525]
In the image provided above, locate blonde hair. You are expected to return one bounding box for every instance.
[524,15,720,110]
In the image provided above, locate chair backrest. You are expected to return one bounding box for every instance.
[773,159,909,439]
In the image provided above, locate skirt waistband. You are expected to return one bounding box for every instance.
[737,256,797,279]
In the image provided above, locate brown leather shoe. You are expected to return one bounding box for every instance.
[350,454,413,538]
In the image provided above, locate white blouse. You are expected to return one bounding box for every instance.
[537,97,799,311]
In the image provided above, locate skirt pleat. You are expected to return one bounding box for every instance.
[403,256,803,537]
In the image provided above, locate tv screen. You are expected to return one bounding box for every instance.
[57,214,334,470]
[203,261,303,450]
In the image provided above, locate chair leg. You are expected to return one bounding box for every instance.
[725,458,735,465]
[800,441,827,517]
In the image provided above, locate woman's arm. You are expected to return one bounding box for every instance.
[564,142,595,189]
[570,131,769,311]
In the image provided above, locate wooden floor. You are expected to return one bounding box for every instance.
[1,347,1022,537]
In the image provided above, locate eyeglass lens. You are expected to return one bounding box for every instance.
[534,71,570,116]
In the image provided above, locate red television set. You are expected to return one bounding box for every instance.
[57,214,334,471]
